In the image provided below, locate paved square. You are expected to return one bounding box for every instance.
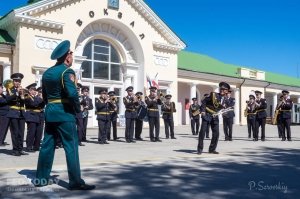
[0,124,299,199]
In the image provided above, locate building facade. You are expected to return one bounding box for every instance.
[1,0,300,127]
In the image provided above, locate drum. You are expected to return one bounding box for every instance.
[137,105,148,120]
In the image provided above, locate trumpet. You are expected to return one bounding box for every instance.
[19,88,29,100]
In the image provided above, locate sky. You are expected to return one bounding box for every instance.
[1,0,300,78]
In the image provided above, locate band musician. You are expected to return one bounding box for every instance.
[197,82,230,155]
[135,91,147,141]
[161,94,176,139]
[245,93,256,139]
[279,90,293,141]
[254,90,267,141]
[189,97,200,135]
[145,86,162,142]
[95,89,112,144]
[123,86,138,143]
[108,91,118,141]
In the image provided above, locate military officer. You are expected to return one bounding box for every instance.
[35,40,95,190]
[107,91,118,141]
[189,97,200,135]
[35,86,45,151]
[145,86,162,142]
[197,82,230,155]
[135,91,147,141]
[275,95,284,138]
[123,86,138,143]
[201,94,210,138]
[80,86,93,142]
[222,90,235,141]
[95,89,111,144]
[6,73,28,156]
[0,82,10,146]
[76,83,85,146]
[24,83,45,152]
[279,90,293,141]
[254,90,267,141]
[161,94,176,139]
[245,93,256,139]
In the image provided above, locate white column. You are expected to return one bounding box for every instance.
[3,63,11,81]
[272,93,278,117]
[297,97,300,103]
[190,83,197,102]
[35,70,40,87]
[234,88,240,125]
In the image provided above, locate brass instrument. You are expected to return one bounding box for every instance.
[192,109,200,116]
[212,107,234,118]
[3,79,14,95]
[19,88,29,100]
[272,100,284,125]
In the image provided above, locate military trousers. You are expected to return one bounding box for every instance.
[281,118,291,139]
[82,116,88,141]
[190,117,200,135]
[98,119,110,142]
[0,115,10,144]
[148,116,160,139]
[36,121,85,187]
[76,117,84,142]
[276,118,283,138]
[197,119,219,152]
[108,119,117,140]
[125,118,135,141]
[223,117,233,139]
[164,118,174,138]
[135,119,143,139]
[247,118,256,138]
[10,118,25,151]
[255,118,266,139]
[26,122,40,150]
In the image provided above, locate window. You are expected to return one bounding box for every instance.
[81,39,121,81]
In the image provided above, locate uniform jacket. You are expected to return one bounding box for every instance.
[255,98,267,119]
[95,97,112,121]
[145,95,162,118]
[222,97,235,118]
[161,101,176,120]
[80,95,93,118]
[0,93,9,116]
[200,92,224,122]
[109,100,118,121]
[279,99,293,119]
[42,63,80,122]
[189,104,201,119]
[5,87,25,119]
[24,95,44,123]
[246,102,256,120]
[123,96,138,119]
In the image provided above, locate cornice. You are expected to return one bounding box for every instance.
[126,0,186,49]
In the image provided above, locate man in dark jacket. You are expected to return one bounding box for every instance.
[0,82,10,146]
[254,90,267,141]
[222,90,235,141]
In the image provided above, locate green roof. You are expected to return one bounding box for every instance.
[0,29,15,45]
[178,51,300,88]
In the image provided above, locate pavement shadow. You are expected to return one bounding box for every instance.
[46,147,299,199]
[0,148,14,156]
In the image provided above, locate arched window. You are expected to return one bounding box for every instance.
[81,39,121,81]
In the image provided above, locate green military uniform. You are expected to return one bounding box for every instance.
[35,40,85,188]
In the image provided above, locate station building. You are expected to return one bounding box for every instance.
[1,0,300,127]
